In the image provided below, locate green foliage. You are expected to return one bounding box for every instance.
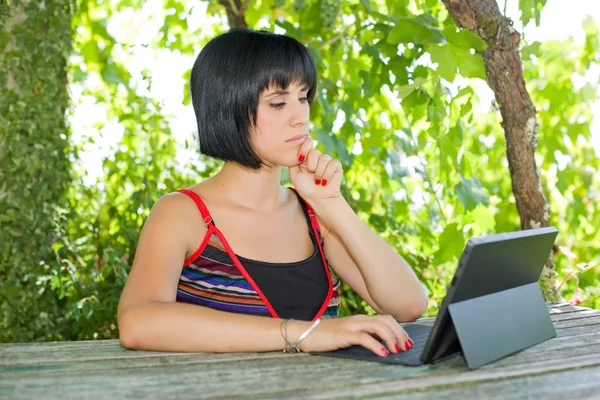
[520,17,600,309]
[38,0,222,340]
[320,0,342,30]
[519,0,547,27]
[0,0,74,342]
[3,0,599,342]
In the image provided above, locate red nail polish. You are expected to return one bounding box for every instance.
[408,339,414,347]
[298,154,305,162]
[315,179,321,185]
[404,342,410,351]
[381,348,389,356]
[321,179,327,186]
[395,344,401,352]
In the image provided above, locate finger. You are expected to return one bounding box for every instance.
[297,135,314,163]
[356,320,399,355]
[313,155,332,183]
[304,148,322,173]
[355,331,391,357]
[369,321,402,354]
[320,159,342,186]
[381,315,411,352]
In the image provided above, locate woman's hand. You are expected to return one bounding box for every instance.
[288,136,343,203]
[291,315,415,357]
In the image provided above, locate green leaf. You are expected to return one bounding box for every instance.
[519,0,547,27]
[459,154,473,179]
[80,41,99,65]
[101,62,120,85]
[429,44,486,81]
[396,77,427,99]
[402,86,429,108]
[457,52,486,79]
[433,223,466,265]
[438,134,458,169]
[428,44,456,81]
[388,14,447,45]
[522,41,542,60]
[443,27,487,51]
[470,204,496,231]
[454,176,489,211]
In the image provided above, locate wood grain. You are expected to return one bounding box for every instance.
[1,303,598,399]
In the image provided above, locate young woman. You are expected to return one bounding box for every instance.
[117,28,428,358]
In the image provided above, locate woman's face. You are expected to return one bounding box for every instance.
[250,80,311,168]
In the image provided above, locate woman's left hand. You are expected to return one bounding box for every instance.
[288,136,343,203]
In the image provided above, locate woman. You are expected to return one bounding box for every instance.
[117,28,428,357]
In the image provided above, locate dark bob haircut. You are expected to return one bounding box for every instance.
[190,28,318,170]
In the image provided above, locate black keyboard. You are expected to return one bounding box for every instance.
[311,324,432,366]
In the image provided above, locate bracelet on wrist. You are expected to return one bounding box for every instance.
[281,318,321,353]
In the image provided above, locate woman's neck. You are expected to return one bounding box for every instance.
[207,162,288,211]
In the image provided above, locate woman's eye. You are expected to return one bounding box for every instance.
[270,97,309,109]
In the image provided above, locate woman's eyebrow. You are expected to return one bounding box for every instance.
[265,86,310,98]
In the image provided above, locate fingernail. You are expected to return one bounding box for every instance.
[395,344,401,353]
[315,179,321,185]
[404,342,410,351]
[321,179,328,186]
[298,154,305,162]
[381,348,389,356]
[408,339,414,347]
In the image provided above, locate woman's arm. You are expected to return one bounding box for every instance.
[119,301,292,352]
[118,192,299,352]
[289,137,427,322]
[314,197,428,322]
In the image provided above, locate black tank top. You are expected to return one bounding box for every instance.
[239,192,329,320]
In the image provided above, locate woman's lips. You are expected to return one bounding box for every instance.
[286,134,308,143]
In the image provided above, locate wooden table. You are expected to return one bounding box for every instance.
[2,302,600,399]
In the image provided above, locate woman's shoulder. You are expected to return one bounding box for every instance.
[148,188,210,241]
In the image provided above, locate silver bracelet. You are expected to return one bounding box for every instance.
[283,318,321,353]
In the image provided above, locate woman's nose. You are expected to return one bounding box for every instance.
[291,114,307,126]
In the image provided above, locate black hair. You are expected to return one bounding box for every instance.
[190,28,317,170]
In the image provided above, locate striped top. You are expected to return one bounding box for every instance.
[175,188,340,321]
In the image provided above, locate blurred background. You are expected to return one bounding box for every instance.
[1,0,599,343]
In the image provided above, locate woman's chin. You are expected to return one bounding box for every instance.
[264,157,301,169]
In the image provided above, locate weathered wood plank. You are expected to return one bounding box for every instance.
[2,337,599,381]
[352,366,600,400]
[3,321,598,368]
[0,341,289,366]
[547,303,590,314]
[1,307,597,367]
[552,315,600,329]
[296,355,600,400]
[2,353,600,399]
[2,340,600,400]
[1,303,599,400]
[549,308,600,321]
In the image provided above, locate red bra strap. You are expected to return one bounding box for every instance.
[175,188,280,318]
[175,189,214,227]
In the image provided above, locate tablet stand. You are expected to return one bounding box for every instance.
[448,282,556,369]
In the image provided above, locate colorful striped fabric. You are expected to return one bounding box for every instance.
[175,189,340,320]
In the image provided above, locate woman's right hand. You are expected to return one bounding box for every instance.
[293,315,414,356]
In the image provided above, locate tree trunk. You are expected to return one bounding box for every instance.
[217,0,251,28]
[441,0,558,300]
[0,0,73,342]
